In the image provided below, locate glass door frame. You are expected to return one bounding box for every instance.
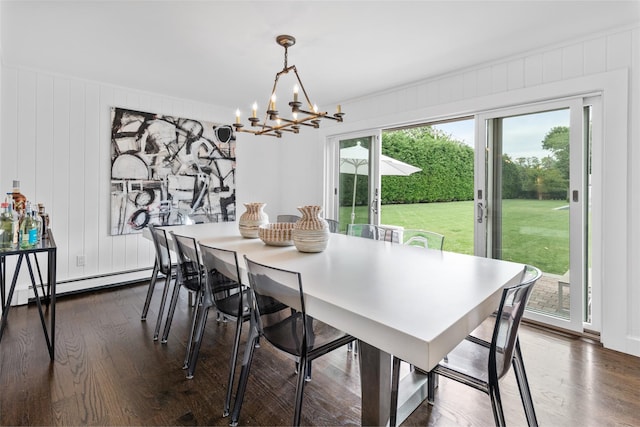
[326,130,382,228]
[475,97,590,333]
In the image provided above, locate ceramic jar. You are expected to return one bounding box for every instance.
[239,202,268,238]
[292,205,329,252]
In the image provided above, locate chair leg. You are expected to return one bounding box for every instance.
[141,262,159,321]
[513,340,539,427]
[293,355,308,426]
[153,273,173,341]
[183,290,203,369]
[229,326,260,426]
[185,298,211,378]
[224,316,244,417]
[161,280,182,343]
[389,356,402,427]
[488,382,507,427]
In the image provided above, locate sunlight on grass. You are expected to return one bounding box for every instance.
[341,199,569,274]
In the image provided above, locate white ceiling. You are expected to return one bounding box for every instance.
[2,1,639,115]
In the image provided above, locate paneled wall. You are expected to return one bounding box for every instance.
[0,68,265,301]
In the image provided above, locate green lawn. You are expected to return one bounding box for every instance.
[339,199,570,275]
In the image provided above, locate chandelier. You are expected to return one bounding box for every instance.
[233,35,344,138]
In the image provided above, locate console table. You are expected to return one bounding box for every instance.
[0,230,57,360]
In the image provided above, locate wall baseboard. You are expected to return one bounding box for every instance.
[10,269,153,306]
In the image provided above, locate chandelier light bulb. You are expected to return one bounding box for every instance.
[232,34,344,137]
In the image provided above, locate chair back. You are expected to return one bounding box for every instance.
[148,225,172,275]
[490,265,541,381]
[324,219,340,233]
[346,223,380,240]
[244,256,308,355]
[170,232,203,291]
[199,244,244,308]
[402,229,445,250]
[277,214,301,223]
[378,227,402,243]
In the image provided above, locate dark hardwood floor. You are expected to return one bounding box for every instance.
[1,282,639,426]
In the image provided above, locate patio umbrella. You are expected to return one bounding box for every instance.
[340,141,421,223]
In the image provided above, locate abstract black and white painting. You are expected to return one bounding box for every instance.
[110,107,236,235]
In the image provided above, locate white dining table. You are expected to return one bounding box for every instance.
[145,221,525,425]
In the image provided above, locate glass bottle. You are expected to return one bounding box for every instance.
[33,207,42,242]
[38,203,50,238]
[11,180,26,219]
[19,202,38,249]
[0,201,14,250]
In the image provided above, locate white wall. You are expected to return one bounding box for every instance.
[1,23,639,356]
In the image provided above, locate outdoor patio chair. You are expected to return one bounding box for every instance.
[389,265,542,427]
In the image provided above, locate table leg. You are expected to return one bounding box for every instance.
[25,254,54,359]
[49,247,56,358]
[1,256,5,310]
[359,340,431,426]
[359,340,392,426]
[0,254,24,342]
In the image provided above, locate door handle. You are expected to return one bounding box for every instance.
[477,202,484,223]
[370,189,379,215]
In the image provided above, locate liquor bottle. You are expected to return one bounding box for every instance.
[19,202,38,249]
[33,206,43,242]
[37,203,50,238]
[0,201,14,250]
[11,180,26,219]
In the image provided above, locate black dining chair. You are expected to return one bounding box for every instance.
[276,214,301,223]
[161,233,205,367]
[141,224,176,341]
[195,243,252,416]
[230,256,356,426]
[324,218,340,233]
[346,223,382,240]
[389,265,542,427]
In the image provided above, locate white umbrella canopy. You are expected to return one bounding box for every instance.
[340,141,422,176]
[340,141,421,223]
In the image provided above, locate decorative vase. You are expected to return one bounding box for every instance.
[292,205,329,253]
[239,202,268,238]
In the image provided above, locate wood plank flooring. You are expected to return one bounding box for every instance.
[1,282,639,426]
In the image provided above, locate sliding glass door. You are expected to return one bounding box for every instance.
[331,132,381,232]
[477,98,596,332]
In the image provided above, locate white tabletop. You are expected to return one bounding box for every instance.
[154,221,525,372]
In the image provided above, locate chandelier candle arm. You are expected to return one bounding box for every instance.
[233,34,344,138]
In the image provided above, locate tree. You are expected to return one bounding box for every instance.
[541,126,570,179]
